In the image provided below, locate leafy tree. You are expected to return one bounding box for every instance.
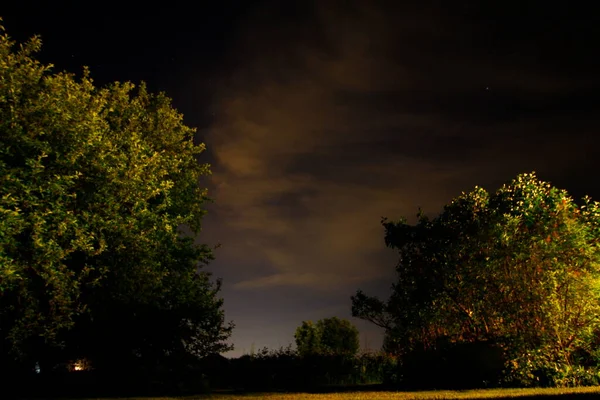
[295,321,322,357]
[352,173,600,386]
[295,317,360,357]
[0,23,233,373]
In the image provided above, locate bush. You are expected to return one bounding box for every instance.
[395,340,505,390]
[503,348,600,388]
[221,347,395,391]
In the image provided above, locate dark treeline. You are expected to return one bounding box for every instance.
[3,344,508,398]
[3,350,395,398]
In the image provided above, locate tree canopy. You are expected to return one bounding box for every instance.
[352,172,600,386]
[0,23,232,373]
[294,317,360,357]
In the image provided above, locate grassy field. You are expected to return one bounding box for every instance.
[85,386,600,400]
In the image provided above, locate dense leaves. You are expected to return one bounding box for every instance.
[294,317,360,357]
[352,173,600,386]
[216,346,395,390]
[0,23,232,373]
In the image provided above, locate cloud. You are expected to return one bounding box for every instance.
[204,0,600,296]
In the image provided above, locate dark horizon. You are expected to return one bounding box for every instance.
[3,0,599,357]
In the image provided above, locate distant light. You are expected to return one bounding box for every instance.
[34,362,41,374]
[72,359,89,371]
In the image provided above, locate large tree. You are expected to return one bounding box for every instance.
[0,24,232,372]
[352,173,600,386]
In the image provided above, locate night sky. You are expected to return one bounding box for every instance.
[3,1,600,357]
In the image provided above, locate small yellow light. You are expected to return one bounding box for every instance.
[72,360,86,371]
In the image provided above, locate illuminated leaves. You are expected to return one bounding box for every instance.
[0,24,230,361]
[353,172,600,384]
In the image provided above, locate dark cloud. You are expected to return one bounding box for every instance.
[199,0,600,355]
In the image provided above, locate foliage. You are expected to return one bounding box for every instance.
[295,317,360,357]
[394,340,506,389]
[0,22,232,373]
[352,172,600,387]
[223,346,394,391]
[295,321,322,357]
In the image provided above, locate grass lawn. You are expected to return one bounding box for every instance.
[85,386,600,400]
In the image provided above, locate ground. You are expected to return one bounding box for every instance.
[86,386,600,400]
